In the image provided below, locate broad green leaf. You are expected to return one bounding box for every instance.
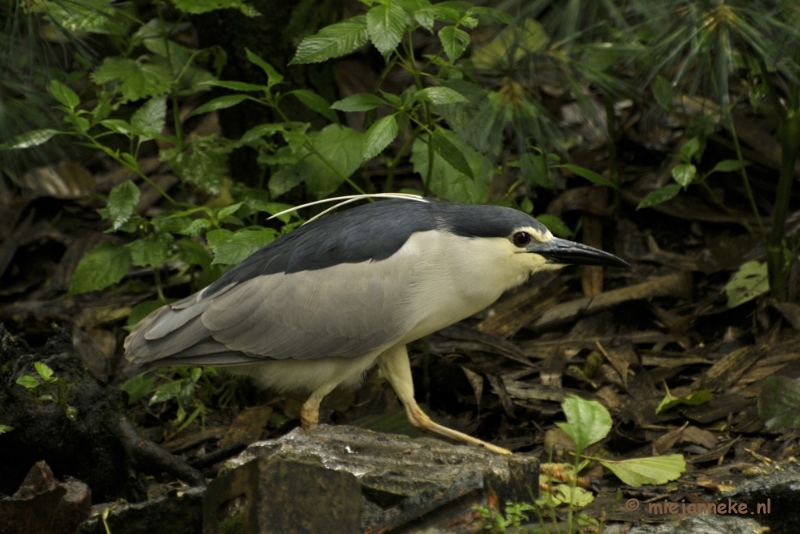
[49,80,80,109]
[130,96,167,140]
[758,376,800,430]
[725,260,769,308]
[656,386,712,414]
[536,214,573,238]
[679,137,701,163]
[291,16,369,65]
[189,94,249,117]
[438,26,470,62]
[710,159,749,173]
[100,119,139,136]
[0,425,13,435]
[149,380,182,404]
[121,372,156,404]
[366,2,407,57]
[3,129,61,150]
[126,233,174,267]
[271,124,365,199]
[161,136,228,194]
[16,376,40,389]
[363,114,399,161]
[106,180,141,231]
[177,239,214,272]
[68,241,132,295]
[466,6,514,25]
[291,89,338,123]
[216,202,243,222]
[636,184,681,210]
[430,128,473,178]
[239,123,285,145]
[564,164,617,189]
[556,395,612,454]
[652,75,672,111]
[92,57,172,103]
[410,131,492,204]
[600,455,685,487]
[331,93,386,112]
[172,0,259,16]
[246,48,283,86]
[552,485,594,507]
[35,362,55,381]
[671,163,697,187]
[207,228,278,265]
[414,87,468,105]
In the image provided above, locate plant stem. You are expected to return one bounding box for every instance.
[769,112,800,301]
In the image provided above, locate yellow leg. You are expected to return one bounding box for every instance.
[300,382,339,430]
[377,344,512,455]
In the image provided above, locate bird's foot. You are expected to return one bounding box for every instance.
[404,402,511,455]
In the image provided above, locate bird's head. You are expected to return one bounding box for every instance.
[506,224,630,270]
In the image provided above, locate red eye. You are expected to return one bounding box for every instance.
[513,232,531,247]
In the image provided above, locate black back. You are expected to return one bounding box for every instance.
[202,199,544,297]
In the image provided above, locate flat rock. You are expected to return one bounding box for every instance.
[205,425,539,534]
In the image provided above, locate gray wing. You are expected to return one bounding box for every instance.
[124,254,420,367]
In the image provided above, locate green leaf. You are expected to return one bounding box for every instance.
[652,75,672,111]
[49,80,80,109]
[414,87,468,105]
[679,137,702,163]
[556,395,611,454]
[106,180,141,231]
[520,152,553,188]
[291,89,338,123]
[150,380,183,404]
[291,15,369,64]
[331,93,386,112]
[725,260,769,308]
[636,184,681,210]
[161,136,229,194]
[366,2,407,58]
[239,123,285,145]
[710,159,749,173]
[438,26,470,62]
[130,96,167,140]
[271,124,365,199]
[430,128,473,178]
[177,239,214,271]
[92,57,172,103]
[99,119,138,136]
[600,455,685,487]
[216,202,243,222]
[127,233,174,267]
[656,386,712,414]
[410,130,492,204]
[34,362,54,382]
[564,164,617,189]
[3,129,61,150]
[68,241,132,296]
[202,80,266,92]
[190,94,249,117]
[207,228,278,265]
[0,425,13,435]
[121,372,156,404]
[671,163,697,187]
[246,48,284,86]
[363,114,399,160]
[16,376,40,389]
[172,0,260,16]
[536,214,573,238]
[758,376,800,430]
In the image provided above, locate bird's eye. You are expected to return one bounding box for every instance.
[513,232,531,247]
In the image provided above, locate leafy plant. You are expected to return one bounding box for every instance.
[476,395,685,533]
[758,375,800,430]
[15,361,78,421]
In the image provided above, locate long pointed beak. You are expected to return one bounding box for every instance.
[531,237,630,268]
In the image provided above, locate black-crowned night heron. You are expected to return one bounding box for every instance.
[125,197,629,455]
